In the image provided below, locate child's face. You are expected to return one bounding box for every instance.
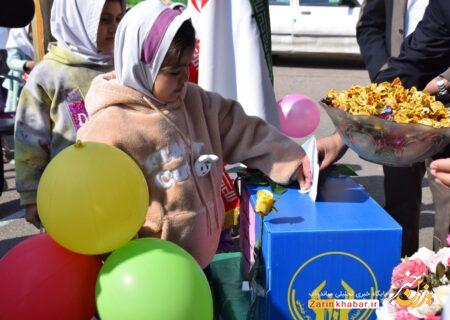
[153,47,194,103]
[97,0,123,53]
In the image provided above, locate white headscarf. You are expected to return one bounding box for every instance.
[6,25,34,59]
[50,0,124,64]
[114,0,190,98]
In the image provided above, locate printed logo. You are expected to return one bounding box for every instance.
[389,273,433,308]
[65,88,88,132]
[287,252,380,320]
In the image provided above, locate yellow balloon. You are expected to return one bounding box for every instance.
[37,141,149,255]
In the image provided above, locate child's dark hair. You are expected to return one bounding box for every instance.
[161,19,196,68]
[107,0,124,7]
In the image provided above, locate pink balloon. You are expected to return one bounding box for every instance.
[277,94,320,138]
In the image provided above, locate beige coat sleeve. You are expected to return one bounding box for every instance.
[214,94,306,185]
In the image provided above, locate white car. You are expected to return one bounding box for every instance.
[270,0,362,55]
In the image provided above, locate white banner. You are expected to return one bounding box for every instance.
[187,0,279,128]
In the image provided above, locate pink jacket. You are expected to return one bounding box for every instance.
[78,72,305,268]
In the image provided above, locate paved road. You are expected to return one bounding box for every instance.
[0,55,435,258]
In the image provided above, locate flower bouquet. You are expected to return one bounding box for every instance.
[377,243,450,319]
[322,79,450,167]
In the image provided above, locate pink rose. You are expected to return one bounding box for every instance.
[425,316,440,320]
[428,248,450,273]
[391,259,429,290]
[410,247,435,265]
[395,308,419,320]
[447,234,450,246]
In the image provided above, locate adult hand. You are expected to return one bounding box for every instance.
[424,76,449,95]
[25,204,41,229]
[429,158,450,189]
[317,132,348,170]
[297,155,312,191]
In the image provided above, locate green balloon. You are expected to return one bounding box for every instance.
[96,238,213,320]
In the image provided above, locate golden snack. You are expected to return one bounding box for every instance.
[324,78,450,128]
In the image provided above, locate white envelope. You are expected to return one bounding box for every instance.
[299,136,319,202]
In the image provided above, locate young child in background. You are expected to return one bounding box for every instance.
[0,26,9,194]
[15,0,125,228]
[3,25,35,113]
[78,0,311,269]
[0,27,10,106]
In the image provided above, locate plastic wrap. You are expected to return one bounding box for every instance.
[321,102,450,167]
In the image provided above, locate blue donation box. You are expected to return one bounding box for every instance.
[240,177,402,320]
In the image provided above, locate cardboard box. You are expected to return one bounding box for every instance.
[240,177,402,320]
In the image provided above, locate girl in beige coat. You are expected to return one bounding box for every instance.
[78,0,311,268]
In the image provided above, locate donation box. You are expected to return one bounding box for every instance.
[240,177,402,320]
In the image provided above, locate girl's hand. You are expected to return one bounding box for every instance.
[25,204,41,229]
[430,158,450,189]
[24,60,35,73]
[297,155,312,191]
